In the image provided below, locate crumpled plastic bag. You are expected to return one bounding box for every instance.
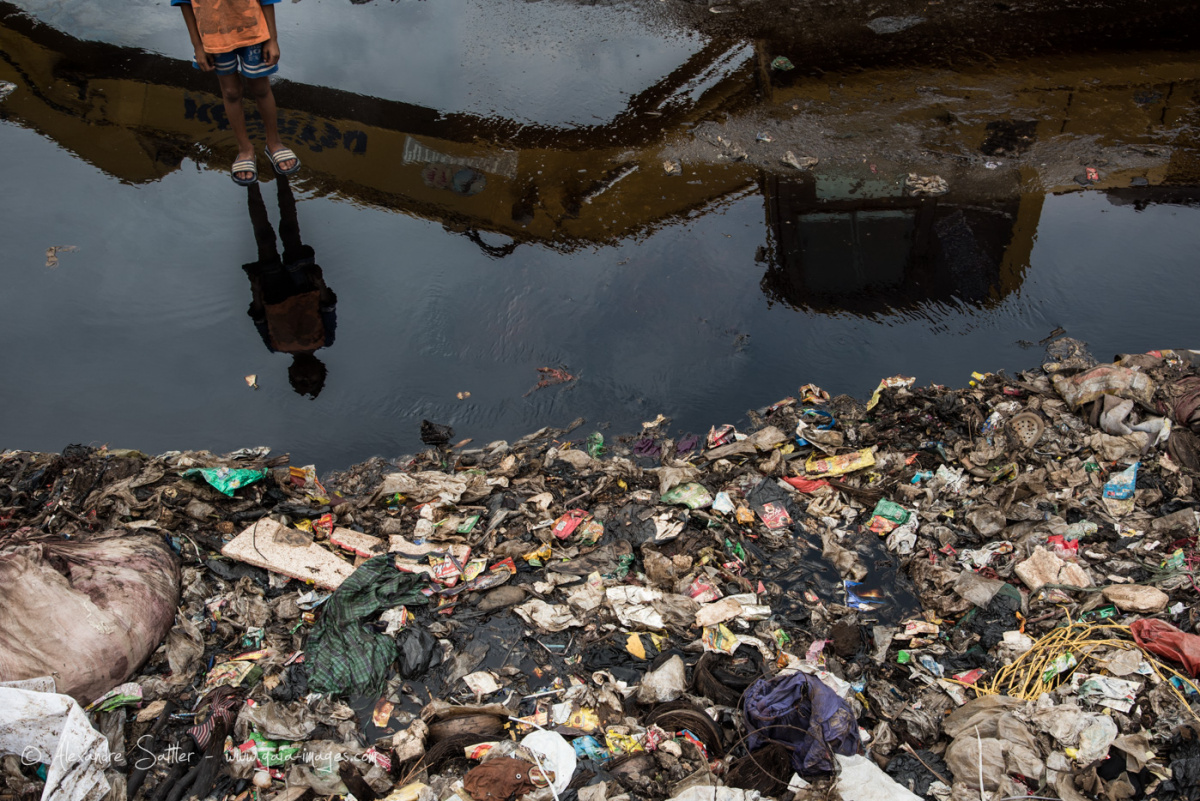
[397,628,441,679]
[637,655,686,704]
[837,753,921,801]
[514,600,582,632]
[1052,364,1156,409]
[520,730,577,794]
[743,672,860,775]
[606,586,665,629]
[235,699,317,741]
[0,535,180,702]
[374,471,492,505]
[165,616,205,683]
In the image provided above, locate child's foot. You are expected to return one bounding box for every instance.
[266,144,300,175]
[233,149,256,184]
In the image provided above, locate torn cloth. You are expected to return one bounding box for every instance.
[743,671,860,775]
[304,555,430,696]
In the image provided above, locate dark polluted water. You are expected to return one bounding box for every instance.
[2,0,1200,468]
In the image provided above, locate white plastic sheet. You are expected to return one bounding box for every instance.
[0,680,111,801]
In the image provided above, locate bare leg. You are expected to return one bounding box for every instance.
[247,76,296,172]
[217,73,256,182]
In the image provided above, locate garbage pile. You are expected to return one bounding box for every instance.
[3,339,1200,801]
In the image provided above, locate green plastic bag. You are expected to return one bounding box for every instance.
[183,467,268,497]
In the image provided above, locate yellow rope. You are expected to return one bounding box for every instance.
[973,619,1200,723]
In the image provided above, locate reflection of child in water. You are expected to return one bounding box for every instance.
[421,163,487,196]
[243,176,336,398]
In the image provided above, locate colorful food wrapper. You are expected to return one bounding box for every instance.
[182,467,267,497]
[523,542,552,565]
[288,465,329,504]
[952,668,987,686]
[701,624,739,654]
[707,424,736,448]
[465,557,517,591]
[1104,462,1139,500]
[805,448,876,478]
[687,576,723,603]
[573,735,611,764]
[661,482,714,509]
[244,732,301,769]
[462,558,487,582]
[465,742,498,761]
[604,730,645,757]
[1041,652,1078,683]
[510,708,550,733]
[457,514,481,534]
[576,520,605,545]
[372,698,395,727]
[529,766,555,788]
[202,659,259,691]
[362,747,392,772]
[565,707,601,733]
[867,499,910,534]
[429,554,463,586]
[757,501,792,529]
[552,509,592,540]
[314,513,334,539]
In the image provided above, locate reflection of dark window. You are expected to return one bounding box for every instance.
[795,209,916,294]
[761,173,1022,315]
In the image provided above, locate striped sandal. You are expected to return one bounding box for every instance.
[266,146,301,176]
[231,158,258,186]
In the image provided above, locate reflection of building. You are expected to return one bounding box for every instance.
[760,169,1037,315]
[0,3,757,256]
[3,0,1199,289]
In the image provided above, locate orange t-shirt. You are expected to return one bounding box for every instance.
[176,0,275,54]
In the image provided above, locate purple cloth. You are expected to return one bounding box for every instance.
[632,437,661,457]
[676,434,701,455]
[743,672,860,775]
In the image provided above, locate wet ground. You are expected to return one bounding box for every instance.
[2,0,1200,467]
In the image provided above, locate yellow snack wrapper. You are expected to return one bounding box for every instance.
[701,624,739,654]
[805,448,876,478]
[865,375,915,411]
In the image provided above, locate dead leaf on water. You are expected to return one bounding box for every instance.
[45,245,78,268]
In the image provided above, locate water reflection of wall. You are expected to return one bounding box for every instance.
[760,169,1037,316]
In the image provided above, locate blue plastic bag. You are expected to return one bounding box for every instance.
[1104,462,1139,500]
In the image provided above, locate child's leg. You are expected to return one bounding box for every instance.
[218,73,256,182]
[246,77,296,173]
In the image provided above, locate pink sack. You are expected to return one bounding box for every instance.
[0,535,180,703]
[1130,618,1200,677]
